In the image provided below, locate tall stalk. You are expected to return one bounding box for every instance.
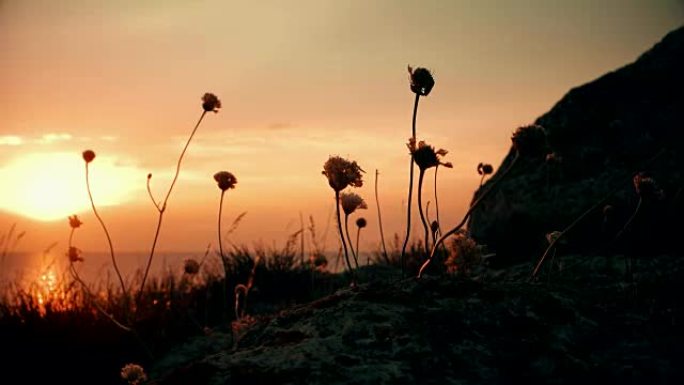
[434,165,442,236]
[417,169,430,256]
[138,110,206,301]
[374,169,390,264]
[344,214,359,269]
[335,191,354,282]
[85,161,127,299]
[400,93,420,275]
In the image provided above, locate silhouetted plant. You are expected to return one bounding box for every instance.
[82,150,128,301]
[477,162,494,188]
[408,138,452,256]
[213,170,237,317]
[322,155,364,283]
[355,217,367,265]
[340,192,368,268]
[401,65,435,276]
[120,363,147,385]
[138,93,221,301]
[444,230,483,276]
[374,169,390,264]
[419,124,546,278]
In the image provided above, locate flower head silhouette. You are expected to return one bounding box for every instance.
[202,93,222,113]
[356,217,367,229]
[120,363,147,385]
[67,246,83,263]
[340,192,368,215]
[82,150,95,163]
[322,156,364,192]
[214,171,237,191]
[477,163,493,176]
[184,258,200,275]
[407,139,451,170]
[408,66,435,96]
[68,215,83,229]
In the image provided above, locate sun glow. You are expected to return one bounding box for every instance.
[0,152,141,221]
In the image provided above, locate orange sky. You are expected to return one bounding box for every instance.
[1,1,683,277]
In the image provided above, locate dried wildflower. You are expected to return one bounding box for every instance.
[407,139,450,170]
[633,172,664,200]
[120,363,147,385]
[340,192,368,215]
[545,152,561,164]
[214,171,237,191]
[477,163,493,176]
[431,220,440,234]
[67,246,83,263]
[82,150,96,163]
[322,156,364,192]
[445,232,482,275]
[184,258,200,275]
[356,217,367,228]
[408,65,435,96]
[68,215,83,229]
[546,231,562,244]
[511,124,546,157]
[202,93,221,113]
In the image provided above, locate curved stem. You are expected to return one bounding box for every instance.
[356,227,362,266]
[434,165,442,236]
[335,191,354,281]
[613,197,642,242]
[400,93,421,275]
[375,169,390,264]
[86,163,127,299]
[146,176,161,212]
[344,214,359,269]
[479,174,486,189]
[138,110,207,300]
[419,153,520,278]
[417,169,430,256]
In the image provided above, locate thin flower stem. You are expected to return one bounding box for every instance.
[355,226,362,265]
[344,214,359,269]
[417,169,430,256]
[146,176,161,211]
[85,163,127,299]
[335,191,354,281]
[400,93,421,275]
[613,197,642,243]
[138,110,207,300]
[217,189,229,319]
[418,153,520,278]
[375,169,390,264]
[434,165,442,236]
[479,174,486,189]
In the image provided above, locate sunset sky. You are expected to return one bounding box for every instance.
[1,1,682,276]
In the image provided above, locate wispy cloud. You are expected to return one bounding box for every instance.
[37,133,72,144]
[0,135,23,146]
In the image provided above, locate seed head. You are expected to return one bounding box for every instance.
[184,258,200,275]
[408,65,435,96]
[202,93,221,113]
[322,156,364,192]
[407,139,450,170]
[82,150,96,163]
[120,363,147,385]
[356,217,367,228]
[67,246,83,263]
[633,172,664,201]
[546,231,562,244]
[477,163,493,176]
[214,171,237,191]
[430,220,440,234]
[340,192,368,215]
[68,215,83,229]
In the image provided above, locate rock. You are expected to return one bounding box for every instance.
[469,27,684,263]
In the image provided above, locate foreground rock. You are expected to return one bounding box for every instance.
[153,259,684,384]
[469,27,684,262]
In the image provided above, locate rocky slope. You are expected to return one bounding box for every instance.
[469,26,684,262]
[152,259,684,384]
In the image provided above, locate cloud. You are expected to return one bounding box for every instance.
[0,135,23,146]
[37,133,72,144]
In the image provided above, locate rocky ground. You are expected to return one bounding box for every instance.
[151,255,684,384]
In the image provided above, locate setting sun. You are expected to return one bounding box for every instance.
[0,152,141,221]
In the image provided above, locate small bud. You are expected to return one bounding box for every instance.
[356,217,367,228]
[82,150,96,163]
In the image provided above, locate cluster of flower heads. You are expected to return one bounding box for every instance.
[477,163,493,176]
[214,171,238,191]
[202,93,222,113]
[322,156,364,192]
[407,138,452,170]
[633,172,664,201]
[184,258,200,275]
[340,192,367,215]
[408,66,435,96]
[120,363,147,385]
